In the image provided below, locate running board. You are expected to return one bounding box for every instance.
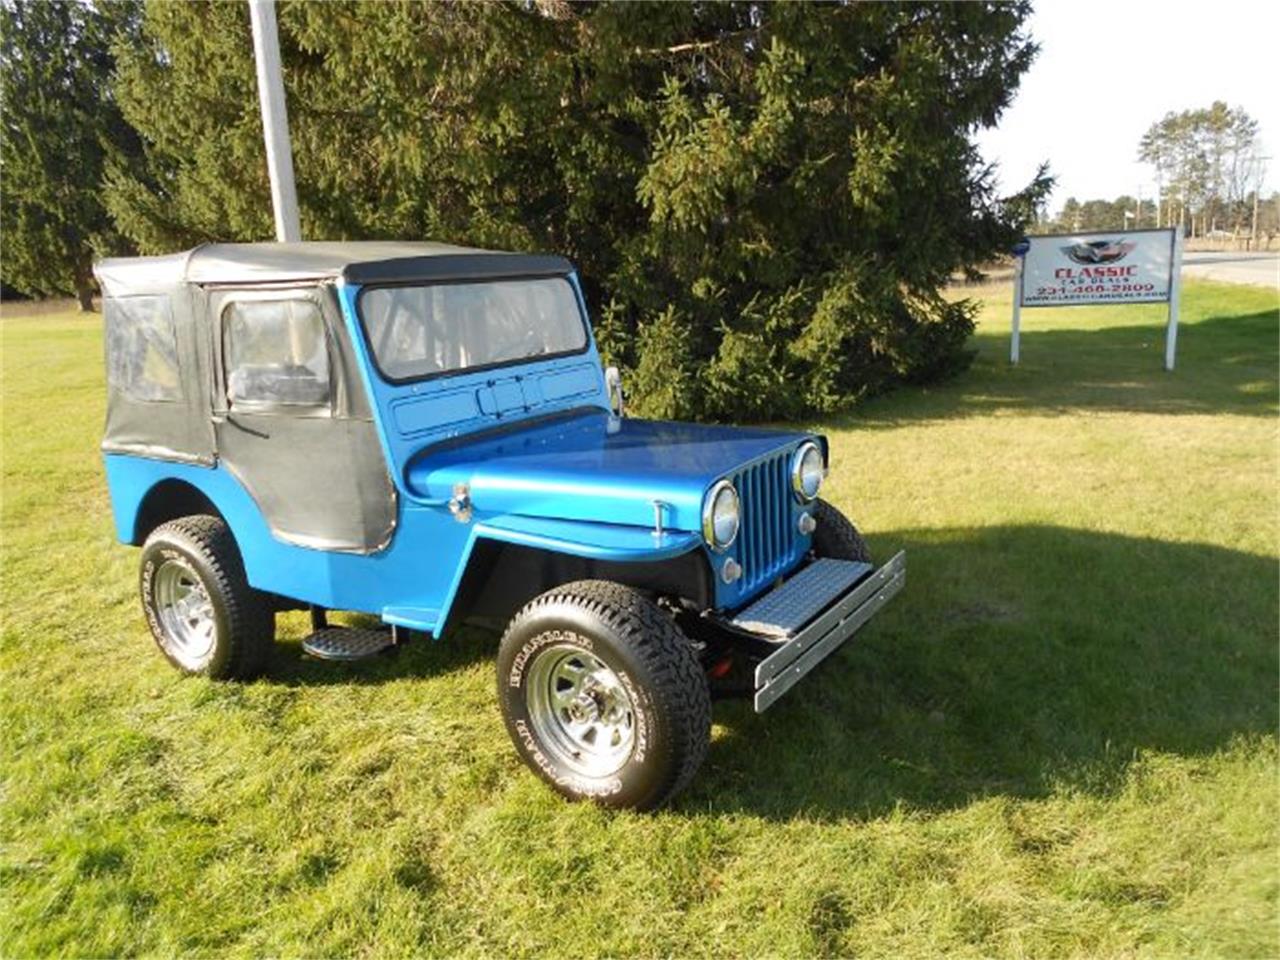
[301,626,396,661]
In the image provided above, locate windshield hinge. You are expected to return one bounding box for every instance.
[652,499,669,540]
[448,483,472,523]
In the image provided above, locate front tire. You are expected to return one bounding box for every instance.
[811,498,872,563]
[496,580,711,810]
[139,515,274,679]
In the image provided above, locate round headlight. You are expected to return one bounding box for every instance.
[792,441,824,502]
[702,480,740,551]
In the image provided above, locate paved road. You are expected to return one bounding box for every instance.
[1181,251,1278,287]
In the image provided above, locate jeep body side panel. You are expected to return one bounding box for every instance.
[106,454,702,633]
[105,454,463,623]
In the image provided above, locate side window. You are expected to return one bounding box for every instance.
[104,296,181,402]
[223,299,330,410]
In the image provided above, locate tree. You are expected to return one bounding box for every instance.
[1038,194,1153,234]
[1076,198,1123,231]
[1255,192,1280,248]
[0,0,141,310]
[1138,102,1260,237]
[108,1,1049,420]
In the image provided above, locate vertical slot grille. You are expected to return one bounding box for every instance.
[731,450,799,597]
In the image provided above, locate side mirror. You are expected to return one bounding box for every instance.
[605,365,625,418]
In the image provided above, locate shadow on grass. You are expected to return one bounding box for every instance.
[693,524,1277,822]
[255,525,1276,824]
[261,620,498,688]
[832,309,1277,429]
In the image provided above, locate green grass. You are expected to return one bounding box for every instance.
[2,280,1277,958]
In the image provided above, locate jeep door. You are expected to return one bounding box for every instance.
[207,285,395,553]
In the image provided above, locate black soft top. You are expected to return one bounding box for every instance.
[94,241,572,296]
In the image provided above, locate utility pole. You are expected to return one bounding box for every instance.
[248,0,301,242]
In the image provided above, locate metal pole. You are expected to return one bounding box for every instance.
[248,0,301,242]
[1164,229,1183,372]
[1010,254,1023,365]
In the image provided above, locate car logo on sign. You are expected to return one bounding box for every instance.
[1062,239,1136,265]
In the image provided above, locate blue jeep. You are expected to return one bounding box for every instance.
[96,242,905,809]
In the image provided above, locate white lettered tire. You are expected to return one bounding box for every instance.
[139,515,274,679]
[496,580,711,810]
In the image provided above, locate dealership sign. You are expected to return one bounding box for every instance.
[1009,227,1184,370]
[1020,229,1175,307]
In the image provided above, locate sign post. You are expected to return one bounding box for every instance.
[1010,228,1180,369]
[1009,238,1030,364]
[1164,229,1184,371]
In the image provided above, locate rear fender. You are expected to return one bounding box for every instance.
[104,454,292,591]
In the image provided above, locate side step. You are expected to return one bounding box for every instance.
[301,626,396,661]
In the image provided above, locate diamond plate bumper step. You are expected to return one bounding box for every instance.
[726,551,906,713]
[301,626,395,661]
[731,558,874,638]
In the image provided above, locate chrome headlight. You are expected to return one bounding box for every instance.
[702,480,740,551]
[791,441,824,502]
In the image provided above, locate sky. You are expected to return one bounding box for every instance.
[975,0,1280,214]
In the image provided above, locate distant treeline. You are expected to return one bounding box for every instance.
[1034,191,1279,241]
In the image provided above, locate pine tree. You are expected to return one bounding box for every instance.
[0,0,140,310]
[108,1,1049,419]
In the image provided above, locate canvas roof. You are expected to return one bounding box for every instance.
[94,241,573,295]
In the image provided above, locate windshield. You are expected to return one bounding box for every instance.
[358,276,589,382]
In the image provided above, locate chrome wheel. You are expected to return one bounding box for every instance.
[525,642,636,777]
[153,558,216,668]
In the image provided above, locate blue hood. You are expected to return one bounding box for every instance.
[406,410,810,531]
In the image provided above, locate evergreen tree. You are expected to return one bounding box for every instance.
[0,0,140,310]
[108,1,1048,420]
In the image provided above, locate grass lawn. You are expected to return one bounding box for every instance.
[2,280,1276,958]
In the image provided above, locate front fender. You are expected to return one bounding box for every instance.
[424,513,705,636]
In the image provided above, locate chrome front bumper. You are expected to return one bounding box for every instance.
[744,551,906,712]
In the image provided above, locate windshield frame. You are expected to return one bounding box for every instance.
[353,273,593,386]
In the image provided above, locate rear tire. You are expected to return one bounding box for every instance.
[139,515,274,679]
[496,580,711,810]
[811,498,872,563]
